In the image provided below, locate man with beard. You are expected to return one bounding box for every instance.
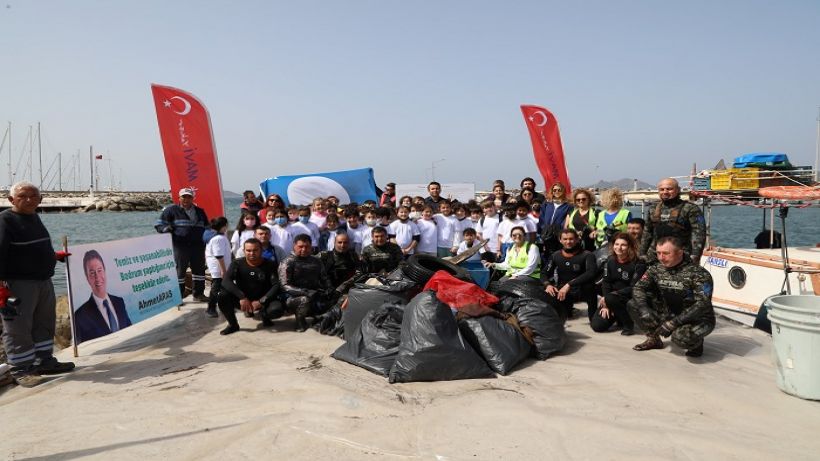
[543,229,598,321]
[628,237,715,357]
[640,178,706,264]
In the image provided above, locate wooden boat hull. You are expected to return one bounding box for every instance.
[701,246,820,326]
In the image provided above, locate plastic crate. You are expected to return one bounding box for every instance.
[693,177,711,190]
[731,167,760,190]
[786,166,815,186]
[710,171,732,190]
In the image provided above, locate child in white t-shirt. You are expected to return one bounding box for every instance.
[230,211,259,259]
[387,206,420,256]
[205,217,231,317]
[451,202,477,251]
[456,227,482,263]
[415,206,438,255]
[265,209,294,254]
[433,200,457,258]
[289,206,321,253]
[476,200,500,262]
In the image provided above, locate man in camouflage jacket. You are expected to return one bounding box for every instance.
[628,236,715,357]
[640,178,706,264]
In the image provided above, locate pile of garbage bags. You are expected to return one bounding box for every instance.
[332,268,566,382]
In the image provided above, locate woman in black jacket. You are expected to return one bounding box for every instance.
[590,233,646,335]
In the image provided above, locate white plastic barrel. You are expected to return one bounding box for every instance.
[767,295,820,400]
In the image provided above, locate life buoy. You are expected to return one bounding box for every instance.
[758,186,820,200]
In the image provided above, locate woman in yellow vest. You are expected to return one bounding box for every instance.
[594,188,632,247]
[483,226,541,280]
[565,188,598,250]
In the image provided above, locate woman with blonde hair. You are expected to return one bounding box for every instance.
[537,182,573,255]
[564,188,597,250]
[594,188,632,247]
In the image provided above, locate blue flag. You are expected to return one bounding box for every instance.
[259,168,379,206]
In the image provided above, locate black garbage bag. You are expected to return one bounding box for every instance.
[388,291,494,383]
[311,304,345,338]
[332,304,405,377]
[343,277,419,339]
[509,298,565,359]
[495,278,550,303]
[458,316,532,375]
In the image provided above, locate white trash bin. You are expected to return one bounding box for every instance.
[767,295,820,400]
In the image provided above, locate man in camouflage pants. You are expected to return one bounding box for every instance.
[640,178,706,264]
[628,236,715,357]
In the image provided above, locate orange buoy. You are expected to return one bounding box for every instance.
[758,186,820,200]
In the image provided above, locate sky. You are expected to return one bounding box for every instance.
[1,0,818,193]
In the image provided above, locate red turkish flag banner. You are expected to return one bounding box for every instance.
[520,105,572,194]
[151,84,224,219]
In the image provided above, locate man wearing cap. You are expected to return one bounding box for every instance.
[155,188,209,302]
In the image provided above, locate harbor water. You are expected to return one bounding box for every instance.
[40,198,820,295]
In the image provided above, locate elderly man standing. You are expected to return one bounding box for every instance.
[0,182,74,387]
[155,188,209,302]
[640,178,706,264]
[628,237,716,357]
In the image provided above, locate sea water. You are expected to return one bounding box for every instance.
[39,198,819,294]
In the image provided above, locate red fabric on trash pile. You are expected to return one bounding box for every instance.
[423,270,499,314]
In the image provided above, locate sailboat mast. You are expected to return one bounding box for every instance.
[37,122,43,188]
[815,106,819,182]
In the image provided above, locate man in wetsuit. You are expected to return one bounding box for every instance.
[543,229,598,321]
[319,233,360,295]
[359,227,403,276]
[640,178,706,264]
[628,236,716,357]
[217,238,282,335]
[279,234,336,332]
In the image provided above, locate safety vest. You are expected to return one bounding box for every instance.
[595,208,631,245]
[567,208,597,231]
[507,242,541,280]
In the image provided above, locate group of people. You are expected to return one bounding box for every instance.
[0,175,716,388]
[159,176,714,358]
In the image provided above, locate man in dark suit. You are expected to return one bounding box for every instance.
[74,250,132,343]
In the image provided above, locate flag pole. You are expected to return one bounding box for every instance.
[63,235,79,358]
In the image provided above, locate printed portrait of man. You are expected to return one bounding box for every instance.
[74,249,132,343]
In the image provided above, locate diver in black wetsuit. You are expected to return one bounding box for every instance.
[543,229,598,321]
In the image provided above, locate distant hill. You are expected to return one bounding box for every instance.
[583,178,653,191]
[223,190,242,198]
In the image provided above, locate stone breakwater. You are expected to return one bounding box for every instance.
[0,190,173,212]
[79,192,172,212]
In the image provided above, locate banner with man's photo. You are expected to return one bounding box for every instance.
[65,234,182,345]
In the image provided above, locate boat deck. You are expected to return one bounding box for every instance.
[1,302,818,460]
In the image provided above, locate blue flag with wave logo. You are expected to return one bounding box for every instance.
[259,168,379,206]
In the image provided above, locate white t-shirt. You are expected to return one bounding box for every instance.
[387,219,420,254]
[416,218,438,254]
[452,217,477,248]
[309,213,327,230]
[266,224,294,255]
[476,215,500,252]
[457,240,482,262]
[361,225,379,249]
[345,223,367,254]
[206,234,232,278]
[497,217,536,244]
[433,214,457,248]
[230,229,256,258]
[289,221,320,248]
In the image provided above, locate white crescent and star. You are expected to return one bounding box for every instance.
[529,110,548,127]
[162,96,192,116]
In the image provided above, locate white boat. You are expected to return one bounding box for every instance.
[702,245,820,326]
